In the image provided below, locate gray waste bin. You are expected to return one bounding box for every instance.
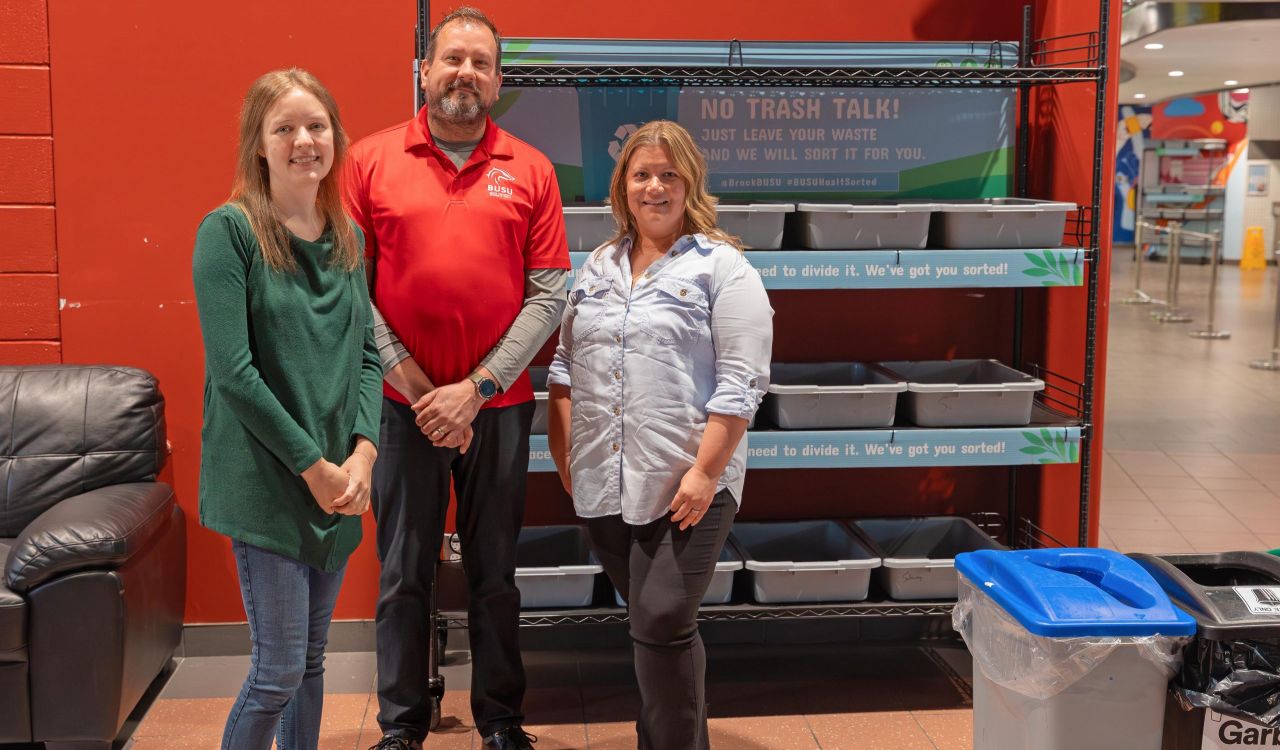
[529,366,549,434]
[1128,551,1280,749]
[765,362,906,429]
[732,520,881,603]
[851,516,1006,600]
[955,548,1195,750]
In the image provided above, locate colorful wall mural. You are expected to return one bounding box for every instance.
[1114,90,1249,244]
[1114,104,1152,244]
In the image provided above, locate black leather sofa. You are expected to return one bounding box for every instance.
[0,365,186,749]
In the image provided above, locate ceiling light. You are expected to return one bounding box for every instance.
[1144,42,1164,50]
[1224,80,1239,86]
[1168,70,1184,77]
[1134,93,1147,99]
[1235,88,1250,94]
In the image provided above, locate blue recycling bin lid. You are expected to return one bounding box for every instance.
[955,548,1196,637]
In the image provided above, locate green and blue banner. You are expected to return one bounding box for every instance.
[494,87,1013,201]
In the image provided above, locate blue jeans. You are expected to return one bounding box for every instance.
[221,540,346,750]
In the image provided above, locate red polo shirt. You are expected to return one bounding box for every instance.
[344,109,570,409]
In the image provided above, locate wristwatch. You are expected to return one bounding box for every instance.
[468,372,499,401]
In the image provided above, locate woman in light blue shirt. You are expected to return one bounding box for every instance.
[548,119,773,749]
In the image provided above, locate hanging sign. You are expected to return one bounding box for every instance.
[493,87,1013,201]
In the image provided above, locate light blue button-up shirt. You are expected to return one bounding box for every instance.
[549,234,774,525]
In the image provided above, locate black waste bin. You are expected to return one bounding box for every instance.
[1130,552,1280,749]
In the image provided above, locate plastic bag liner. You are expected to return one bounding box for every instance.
[953,577,1188,700]
[1172,636,1280,725]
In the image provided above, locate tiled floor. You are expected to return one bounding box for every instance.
[117,253,1278,749]
[124,644,975,749]
[1098,251,1280,555]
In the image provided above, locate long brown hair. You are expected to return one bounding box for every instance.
[607,119,741,251]
[230,68,360,272]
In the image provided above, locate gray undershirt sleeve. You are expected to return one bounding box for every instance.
[371,303,412,374]
[481,268,569,391]
[368,270,568,388]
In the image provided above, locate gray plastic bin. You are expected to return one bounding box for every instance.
[563,204,616,252]
[796,202,936,249]
[877,359,1045,427]
[850,517,1006,600]
[731,521,881,603]
[930,198,1076,249]
[716,201,794,249]
[529,366,549,434]
[615,541,744,607]
[514,525,603,608]
[765,362,907,429]
[439,526,602,610]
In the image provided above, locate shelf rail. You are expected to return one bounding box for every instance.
[1027,362,1086,421]
[1064,205,1096,251]
[494,32,1102,88]
[498,64,1102,88]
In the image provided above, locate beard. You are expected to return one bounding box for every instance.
[428,82,490,125]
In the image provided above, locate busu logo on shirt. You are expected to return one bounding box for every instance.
[486,167,516,199]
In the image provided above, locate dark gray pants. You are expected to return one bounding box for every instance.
[372,397,533,740]
[585,490,736,750]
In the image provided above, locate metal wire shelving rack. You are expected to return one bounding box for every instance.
[413,0,1112,722]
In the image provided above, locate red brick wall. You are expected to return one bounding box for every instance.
[0,0,59,365]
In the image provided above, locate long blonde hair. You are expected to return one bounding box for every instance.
[230,68,360,272]
[607,120,742,251]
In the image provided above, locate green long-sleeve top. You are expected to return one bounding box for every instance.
[192,204,382,571]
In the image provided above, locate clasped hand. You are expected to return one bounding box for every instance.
[301,452,373,516]
[412,380,478,452]
[669,466,717,531]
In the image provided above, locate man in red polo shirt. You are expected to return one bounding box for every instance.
[344,8,568,750]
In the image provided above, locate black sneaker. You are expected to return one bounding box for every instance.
[368,735,422,750]
[483,726,538,749]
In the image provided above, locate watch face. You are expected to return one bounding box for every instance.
[478,378,498,399]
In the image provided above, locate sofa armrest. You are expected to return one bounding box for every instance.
[4,482,175,593]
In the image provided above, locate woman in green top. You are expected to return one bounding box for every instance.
[191,68,383,750]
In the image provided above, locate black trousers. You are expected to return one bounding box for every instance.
[585,490,736,750]
[372,397,533,739]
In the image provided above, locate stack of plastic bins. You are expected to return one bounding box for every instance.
[876,359,1045,427]
[794,202,936,249]
[955,548,1195,750]
[529,366,549,434]
[730,521,881,603]
[930,198,1076,248]
[1128,552,1280,750]
[562,203,616,252]
[513,526,603,609]
[850,517,1005,600]
[615,541,744,607]
[765,362,907,429]
[715,201,794,249]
